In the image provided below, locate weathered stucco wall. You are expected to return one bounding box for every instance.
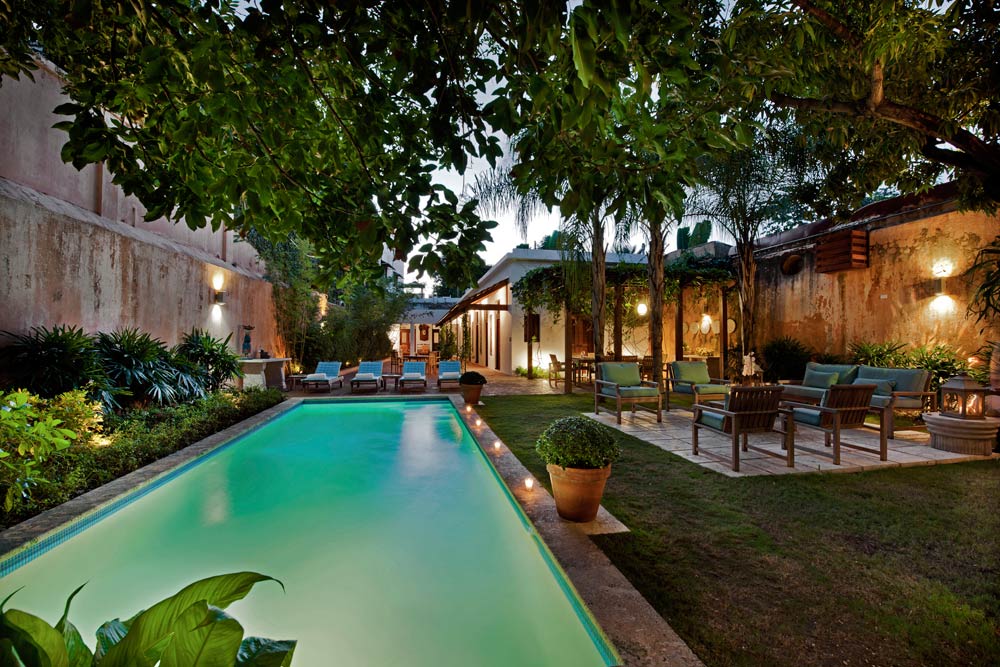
[0,65,263,274]
[0,179,283,354]
[755,208,999,356]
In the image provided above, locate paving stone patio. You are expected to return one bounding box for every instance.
[586,405,998,476]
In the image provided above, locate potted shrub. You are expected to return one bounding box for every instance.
[459,371,487,405]
[535,416,620,522]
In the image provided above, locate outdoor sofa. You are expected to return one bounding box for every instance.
[781,362,936,439]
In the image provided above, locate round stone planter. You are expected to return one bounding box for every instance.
[923,412,1000,456]
[546,463,612,522]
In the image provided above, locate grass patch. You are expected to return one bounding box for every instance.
[477,394,1000,667]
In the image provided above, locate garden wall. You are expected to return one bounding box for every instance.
[0,63,283,354]
[0,178,283,352]
[754,205,999,356]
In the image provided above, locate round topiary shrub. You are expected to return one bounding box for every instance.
[535,416,620,469]
[459,371,487,385]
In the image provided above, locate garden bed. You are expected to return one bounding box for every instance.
[478,394,1000,667]
[1,388,285,530]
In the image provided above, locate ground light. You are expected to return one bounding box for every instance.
[524,478,534,490]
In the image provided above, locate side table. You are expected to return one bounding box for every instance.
[923,412,1000,456]
[381,374,402,391]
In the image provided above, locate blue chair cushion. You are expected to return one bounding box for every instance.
[805,362,859,384]
[599,385,659,398]
[803,369,838,389]
[697,411,726,431]
[694,383,730,396]
[853,377,895,396]
[870,395,924,409]
[781,385,827,402]
[792,407,824,426]
[671,361,711,385]
[857,366,928,393]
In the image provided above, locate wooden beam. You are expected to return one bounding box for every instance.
[466,304,509,312]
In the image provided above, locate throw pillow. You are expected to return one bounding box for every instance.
[853,377,895,396]
[803,369,839,388]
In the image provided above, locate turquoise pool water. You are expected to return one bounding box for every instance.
[0,400,616,666]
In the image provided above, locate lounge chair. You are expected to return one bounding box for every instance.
[595,362,662,424]
[399,361,427,392]
[437,360,462,389]
[692,385,792,472]
[301,361,343,392]
[667,360,730,408]
[350,361,383,393]
[782,384,886,464]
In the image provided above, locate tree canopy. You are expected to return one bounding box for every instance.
[728,0,1000,210]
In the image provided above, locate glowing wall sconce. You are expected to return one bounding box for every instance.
[636,303,648,316]
[931,259,954,278]
[929,294,954,315]
[210,304,223,323]
[211,272,227,305]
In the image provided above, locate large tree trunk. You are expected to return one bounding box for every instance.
[564,301,573,395]
[613,281,623,360]
[648,216,666,388]
[590,211,606,362]
[736,241,758,353]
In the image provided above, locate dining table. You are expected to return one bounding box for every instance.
[571,356,597,385]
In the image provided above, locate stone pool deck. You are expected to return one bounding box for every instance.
[587,406,998,477]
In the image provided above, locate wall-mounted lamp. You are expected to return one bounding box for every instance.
[931,259,954,278]
[212,272,227,305]
[929,294,955,315]
[636,303,648,316]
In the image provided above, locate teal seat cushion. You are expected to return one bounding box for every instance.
[694,383,730,396]
[599,385,659,398]
[853,377,894,396]
[600,362,642,387]
[803,369,838,388]
[671,361,710,384]
[673,383,694,394]
[870,395,924,410]
[857,366,928,393]
[806,362,859,384]
[781,385,827,402]
[696,411,726,431]
[792,407,823,426]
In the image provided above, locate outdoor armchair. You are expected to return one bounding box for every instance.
[667,361,730,405]
[301,361,343,392]
[692,385,792,473]
[437,360,462,389]
[548,354,566,388]
[781,383,886,465]
[595,362,662,425]
[399,361,427,392]
[351,360,384,393]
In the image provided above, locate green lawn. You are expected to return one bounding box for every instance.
[476,394,1000,667]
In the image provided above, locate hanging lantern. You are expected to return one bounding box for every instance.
[939,374,987,420]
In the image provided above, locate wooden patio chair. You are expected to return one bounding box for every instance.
[548,354,565,388]
[692,385,792,472]
[595,362,662,424]
[781,384,886,465]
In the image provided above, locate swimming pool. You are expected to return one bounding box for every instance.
[0,399,617,666]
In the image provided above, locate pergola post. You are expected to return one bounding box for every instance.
[564,302,573,394]
[720,285,729,379]
[613,281,623,361]
[674,286,685,362]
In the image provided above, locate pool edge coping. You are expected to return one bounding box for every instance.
[456,395,706,667]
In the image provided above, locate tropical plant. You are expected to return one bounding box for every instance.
[906,345,970,393]
[967,236,1000,327]
[95,328,179,408]
[0,572,295,667]
[848,340,908,368]
[514,366,546,379]
[438,326,457,361]
[535,416,620,469]
[174,329,243,392]
[813,351,848,365]
[0,325,107,398]
[761,336,813,382]
[0,389,77,511]
[459,371,487,386]
[967,343,995,387]
[460,314,472,367]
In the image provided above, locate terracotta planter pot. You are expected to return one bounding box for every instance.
[546,463,611,522]
[460,383,484,405]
